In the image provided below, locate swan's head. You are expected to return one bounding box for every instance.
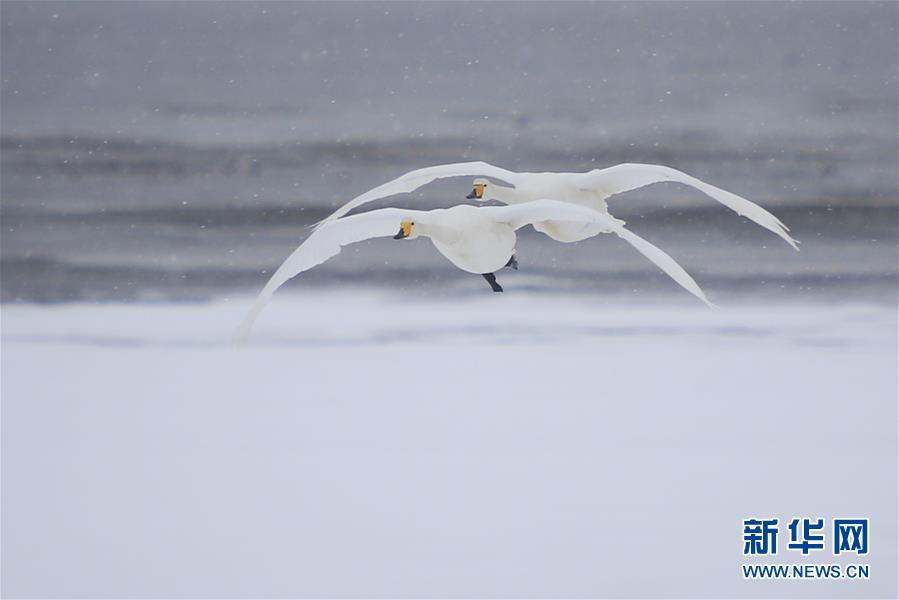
[466,178,490,201]
[393,219,419,240]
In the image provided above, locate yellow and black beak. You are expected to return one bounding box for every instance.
[466,184,485,200]
[393,221,413,239]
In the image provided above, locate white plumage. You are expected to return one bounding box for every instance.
[315,161,799,250]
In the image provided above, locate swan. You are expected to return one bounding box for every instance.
[314,161,799,249]
[236,199,712,340]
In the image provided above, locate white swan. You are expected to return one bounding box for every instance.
[314,161,799,249]
[237,199,712,340]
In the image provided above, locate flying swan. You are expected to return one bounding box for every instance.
[236,199,712,340]
[314,161,799,249]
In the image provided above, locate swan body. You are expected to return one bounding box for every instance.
[315,161,799,249]
[237,199,712,340]
[479,174,610,242]
[421,206,518,274]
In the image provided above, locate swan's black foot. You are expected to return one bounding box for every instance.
[482,273,503,292]
[505,255,519,270]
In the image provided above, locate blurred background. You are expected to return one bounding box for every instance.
[2,3,897,598]
[2,1,896,304]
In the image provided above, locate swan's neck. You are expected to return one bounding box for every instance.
[487,183,523,205]
[417,221,458,244]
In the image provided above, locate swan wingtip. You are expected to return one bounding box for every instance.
[231,327,250,348]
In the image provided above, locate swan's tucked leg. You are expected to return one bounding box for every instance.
[504,255,518,270]
[482,273,503,292]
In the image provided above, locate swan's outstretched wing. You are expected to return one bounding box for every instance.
[237,208,428,341]
[611,226,715,308]
[486,200,715,308]
[574,163,799,250]
[315,161,518,230]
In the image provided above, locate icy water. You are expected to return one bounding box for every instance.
[1,1,897,304]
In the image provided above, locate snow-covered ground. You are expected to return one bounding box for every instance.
[2,291,896,597]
